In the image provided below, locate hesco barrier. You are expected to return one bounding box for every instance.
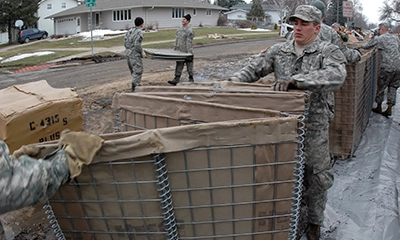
[329,49,379,159]
[38,95,306,240]
[134,47,379,160]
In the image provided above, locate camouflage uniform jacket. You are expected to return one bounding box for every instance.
[0,141,69,215]
[174,25,194,54]
[288,23,360,63]
[362,32,400,72]
[233,38,346,124]
[124,27,144,58]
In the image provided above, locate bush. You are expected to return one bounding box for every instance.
[236,20,253,28]
[217,14,227,26]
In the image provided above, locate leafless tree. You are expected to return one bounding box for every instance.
[379,0,400,23]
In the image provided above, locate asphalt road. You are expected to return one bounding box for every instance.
[0,37,284,90]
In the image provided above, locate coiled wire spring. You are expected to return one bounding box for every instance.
[288,114,306,240]
[43,201,65,240]
[154,153,179,240]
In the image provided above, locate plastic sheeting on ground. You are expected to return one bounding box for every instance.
[321,91,400,240]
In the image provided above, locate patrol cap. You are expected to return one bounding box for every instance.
[289,5,322,24]
[134,17,144,27]
[311,0,326,18]
[378,22,389,30]
[183,14,191,22]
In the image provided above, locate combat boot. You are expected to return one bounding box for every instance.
[131,83,135,92]
[306,223,320,240]
[168,76,180,86]
[382,103,393,117]
[372,103,382,114]
[189,75,194,82]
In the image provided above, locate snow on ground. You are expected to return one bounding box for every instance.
[1,51,54,63]
[0,29,124,63]
[74,29,127,39]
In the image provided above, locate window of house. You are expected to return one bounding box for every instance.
[61,3,66,8]
[112,9,132,21]
[47,4,52,10]
[172,8,185,19]
[193,9,197,16]
[206,9,212,16]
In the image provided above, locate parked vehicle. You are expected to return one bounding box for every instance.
[279,23,293,38]
[17,28,48,44]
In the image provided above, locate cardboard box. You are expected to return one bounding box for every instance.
[0,80,83,153]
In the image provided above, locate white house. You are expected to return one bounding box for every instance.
[224,9,248,21]
[38,0,81,36]
[230,3,288,25]
[47,0,227,36]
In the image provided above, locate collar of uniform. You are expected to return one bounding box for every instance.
[281,37,323,55]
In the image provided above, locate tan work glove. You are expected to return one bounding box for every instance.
[58,129,104,179]
[273,77,296,91]
[12,145,41,159]
[141,50,147,58]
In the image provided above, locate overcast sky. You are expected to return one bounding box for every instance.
[243,0,385,24]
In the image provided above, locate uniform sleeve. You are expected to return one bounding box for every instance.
[187,29,194,54]
[134,31,143,54]
[232,44,279,82]
[294,44,347,92]
[362,36,379,49]
[0,141,69,215]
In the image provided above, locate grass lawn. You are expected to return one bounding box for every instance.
[0,27,279,71]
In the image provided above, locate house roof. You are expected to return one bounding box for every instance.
[47,0,227,19]
[224,9,248,15]
[231,3,281,12]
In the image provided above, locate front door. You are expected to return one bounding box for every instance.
[76,17,81,33]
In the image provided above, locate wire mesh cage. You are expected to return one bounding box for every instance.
[44,117,305,240]
[329,49,379,159]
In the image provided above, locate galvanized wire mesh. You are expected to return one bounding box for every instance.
[329,49,379,159]
[46,92,306,239]
[48,139,304,239]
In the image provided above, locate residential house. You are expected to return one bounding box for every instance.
[224,9,248,21]
[46,0,227,36]
[38,0,82,36]
[231,3,288,25]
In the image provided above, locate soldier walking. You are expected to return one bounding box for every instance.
[168,14,195,85]
[124,17,146,92]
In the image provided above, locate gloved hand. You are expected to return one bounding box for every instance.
[227,76,240,82]
[12,144,41,159]
[273,77,296,91]
[141,50,147,58]
[259,46,271,54]
[58,129,104,179]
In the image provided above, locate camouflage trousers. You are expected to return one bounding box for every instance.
[126,56,143,87]
[175,60,194,77]
[303,125,334,226]
[376,68,400,105]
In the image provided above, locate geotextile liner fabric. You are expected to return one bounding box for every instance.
[43,117,305,240]
[329,49,379,159]
[112,92,285,131]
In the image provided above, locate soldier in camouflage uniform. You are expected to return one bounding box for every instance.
[124,17,146,92]
[361,22,400,117]
[0,131,103,239]
[168,14,195,85]
[229,5,346,240]
[287,0,361,64]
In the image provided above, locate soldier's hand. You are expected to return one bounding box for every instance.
[59,129,104,179]
[141,50,147,58]
[227,76,240,82]
[12,145,41,159]
[273,77,296,91]
[259,46,271,54]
